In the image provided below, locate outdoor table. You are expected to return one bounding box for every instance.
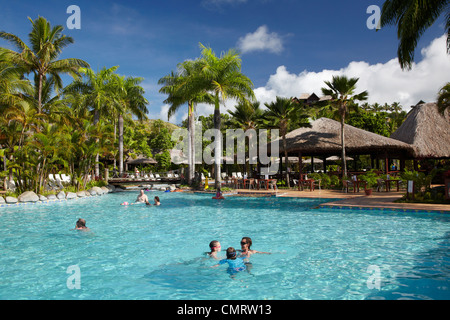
[354,180,366,192]
[385,179,400,192]
[298,179,315,191]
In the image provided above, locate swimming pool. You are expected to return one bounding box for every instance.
[0,192,449,300]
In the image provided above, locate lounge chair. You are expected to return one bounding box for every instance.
[60,174,71,184]
[231,172,237,178]
[236,172,243,179]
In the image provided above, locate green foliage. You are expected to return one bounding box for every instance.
[359,170,379,189]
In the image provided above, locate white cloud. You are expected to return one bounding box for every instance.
[254,34,450,110]
[237,25,284,54]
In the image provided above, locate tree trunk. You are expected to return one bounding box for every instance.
[213,100,221,189]
[188,102,195,185]
[340,114,347,178]
[282,134,290,188]
[119,114,124,176]
[38,72,43,114]
[94,109,100,178]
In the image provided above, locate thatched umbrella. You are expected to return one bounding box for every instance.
[390,103,450,158]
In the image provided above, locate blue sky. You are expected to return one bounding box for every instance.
[1,0,448,124]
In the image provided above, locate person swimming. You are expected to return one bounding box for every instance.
[207,240,222,260]
[212,247,246,277]
[154,196,160,206]
[136,189,149,203]
[74,218,90,231]
[212,187,224,199]
[239,237,270,257]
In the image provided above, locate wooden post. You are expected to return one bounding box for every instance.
[298,152,302,191]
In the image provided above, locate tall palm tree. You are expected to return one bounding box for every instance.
[321,76,368,178]
[0,16,89,114]
[114,75,149,175]
[264,97,310,187]
[65,66,119,177]
[158,59,213,185]
[380,0,450,70]
[198,43,255,188]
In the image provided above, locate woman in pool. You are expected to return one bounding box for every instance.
[212,247,246,277]
[154,196,160,206]
[239,237,270,257]
[207,240,222,260]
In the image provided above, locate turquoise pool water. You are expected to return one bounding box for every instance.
[0,192,449,300]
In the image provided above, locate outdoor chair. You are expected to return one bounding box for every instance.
[231,172,237,178]
[376,179,384,192]
[237,172,243,179]
[61,174,71,184]
[314,179,321,190]
[268,179,277,190]
[231,177,243,189]
[244,178,256,189]
[342,180,354,193]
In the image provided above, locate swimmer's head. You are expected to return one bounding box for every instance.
[122,202,129,205]
[209,240,221,252]
[226,247,237,260]
[241,237,252,249]
[76,218,86,228]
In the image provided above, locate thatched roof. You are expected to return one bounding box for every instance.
[390,103,450,158]
[126,155,157,165]
[275,117,415,157]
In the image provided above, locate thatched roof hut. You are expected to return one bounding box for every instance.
[125,155,157,165]
[275,117,415,158]
[390,103,450,159]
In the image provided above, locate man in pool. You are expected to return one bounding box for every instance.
[136,189,149,203]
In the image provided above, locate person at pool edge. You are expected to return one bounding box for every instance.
[239,237,270,257]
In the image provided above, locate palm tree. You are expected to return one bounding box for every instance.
[228,101,263,174]
[0,16,89,114]
[198,43,255,188]
[437,82,450,116]
[380,0,450,69]
[158,59,213,185]
[65,66,119,177]
[263,97,310,187]
[114,75,149,175]
[321,76,368,178]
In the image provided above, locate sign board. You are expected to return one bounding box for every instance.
[407,180,414,194]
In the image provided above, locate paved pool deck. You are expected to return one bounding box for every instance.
[233,188,450,214]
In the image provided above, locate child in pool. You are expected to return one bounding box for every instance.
[212,247,246,276]
[74,218,90,231]
[207,240,222,260]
